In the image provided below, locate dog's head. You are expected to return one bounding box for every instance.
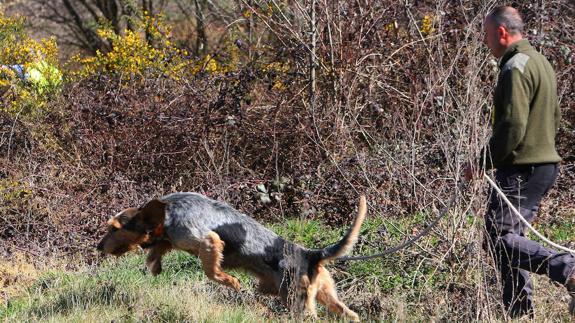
[97,199,166,256]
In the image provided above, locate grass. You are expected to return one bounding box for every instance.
[1,215,573,322]
[1,252,272,323]
[539,219,575,244]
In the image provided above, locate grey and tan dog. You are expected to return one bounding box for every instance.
[97,192,366,321]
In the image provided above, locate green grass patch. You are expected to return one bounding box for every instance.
[271,214,454,295]
[539,219,575,243]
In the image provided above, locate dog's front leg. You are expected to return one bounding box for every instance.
[198,231,241,291]
[146,240,172,275]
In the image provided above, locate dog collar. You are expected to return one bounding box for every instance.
[152,224,165,238]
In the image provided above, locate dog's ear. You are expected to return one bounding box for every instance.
[107,217,122,229]
[299,275,310,288]
[138,199,167,232]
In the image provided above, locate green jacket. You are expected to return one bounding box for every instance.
[484,39,561,169]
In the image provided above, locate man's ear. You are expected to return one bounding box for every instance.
[497,26,507,39]
[138,199,167,232]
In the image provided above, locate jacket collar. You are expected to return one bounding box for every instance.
[499,39,532,69]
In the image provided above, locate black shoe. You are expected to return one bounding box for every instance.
[507,298,534,320]
[567,272,575,316]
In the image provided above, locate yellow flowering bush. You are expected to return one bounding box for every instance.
[420,15,435,36]
[70,24,189,80]
[0,178,32,202]
[69,13,238,81]
[262,61,290,90]
[191,54,219,74]
[68,8,295,86]
[190,38,243,75]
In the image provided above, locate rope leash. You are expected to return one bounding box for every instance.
[338,173,574,262]
[338,182,465,262]
[483,173,575,254]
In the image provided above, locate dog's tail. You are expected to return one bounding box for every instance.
[318,195,366,263]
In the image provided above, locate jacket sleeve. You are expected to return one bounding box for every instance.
[484,68,532,169]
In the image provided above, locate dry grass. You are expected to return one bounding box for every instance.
[0,252,40,300]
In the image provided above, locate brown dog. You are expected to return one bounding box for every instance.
[97,192,366,321]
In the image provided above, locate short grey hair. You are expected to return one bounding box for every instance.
[486,6,524,35]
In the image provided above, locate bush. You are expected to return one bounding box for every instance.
[69,13,245,82]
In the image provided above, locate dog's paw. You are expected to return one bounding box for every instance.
[229,277,241,291]
[304,309,318,320]
[347,311,360,322]
[146,259,162,276]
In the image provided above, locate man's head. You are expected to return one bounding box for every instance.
[483,6,524,58]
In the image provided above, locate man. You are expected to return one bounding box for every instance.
[0,64,27,80]
[465,5,575,318]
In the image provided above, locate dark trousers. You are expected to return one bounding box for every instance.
[485,163,575,318]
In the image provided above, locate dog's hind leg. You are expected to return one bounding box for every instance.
[315,266,360,322]
[146,240,172,276]
[304,276,319,319]
[199,231,241,291]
